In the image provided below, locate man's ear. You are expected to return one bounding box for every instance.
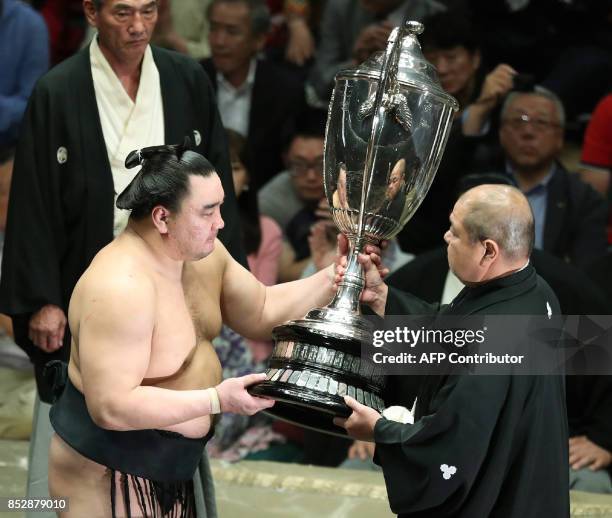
[481,239,499,265]
[152,206,170,234]
[83,0,98,28]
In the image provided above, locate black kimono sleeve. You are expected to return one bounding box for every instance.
[374,374,513,516]
[385,286,442,316]
[0,82,64,317]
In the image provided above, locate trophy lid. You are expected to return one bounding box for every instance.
[337,21,459,111]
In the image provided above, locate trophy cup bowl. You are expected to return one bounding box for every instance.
[249,21,458,436]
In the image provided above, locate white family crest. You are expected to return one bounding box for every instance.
[546,302,552,319]
[440,464,457,480]
[56,146,68,164]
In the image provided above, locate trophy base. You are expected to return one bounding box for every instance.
[249,382,351,437]
[247,310,387,437]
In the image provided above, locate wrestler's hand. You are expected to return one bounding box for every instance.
[569,435,612,471]
[28,304,67,353]
[348,440,376,460]
[333,395,381,441]
[216,373,275,415]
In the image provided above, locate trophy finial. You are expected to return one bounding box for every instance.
[404,20,424,35]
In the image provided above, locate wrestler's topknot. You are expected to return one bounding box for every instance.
[117,137,215,220]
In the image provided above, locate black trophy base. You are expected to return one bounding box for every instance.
[247,318,386,437]
[249,381,351,437]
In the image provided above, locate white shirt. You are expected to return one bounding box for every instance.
[216,59,257,137]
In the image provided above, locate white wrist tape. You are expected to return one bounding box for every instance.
[206,387,221,414]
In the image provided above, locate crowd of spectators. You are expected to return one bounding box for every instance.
[1,0,611,499]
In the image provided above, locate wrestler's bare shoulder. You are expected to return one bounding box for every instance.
[70,236,156,319]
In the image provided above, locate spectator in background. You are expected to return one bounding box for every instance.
[265,0,316,68]
[465,0,612,125]
[421,11,508,115]
[258,109,326,280]
[228,128,281,287]
[306,0,445,106]
[578,93,612,245]
[152,0,214,60]
[39,0,85,65]
[202,0,306,189]
[488,87,607,268]
[568,376,612,495]
[227,128,282,360]
[0,0,49,147]
[539,1,612,124]
[580,93,612,196]
[398,10,515,254]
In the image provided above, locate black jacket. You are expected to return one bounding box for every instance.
[473,161,608,268]
[201,58,306,190]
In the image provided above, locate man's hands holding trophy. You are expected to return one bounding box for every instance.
[333,234,389,317]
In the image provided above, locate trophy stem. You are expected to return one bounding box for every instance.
[328,240,364,315]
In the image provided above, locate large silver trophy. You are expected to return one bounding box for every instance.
[249,21,458,435]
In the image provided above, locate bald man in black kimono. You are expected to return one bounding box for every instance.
[335,184,569,517]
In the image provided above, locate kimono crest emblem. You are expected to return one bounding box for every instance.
[440,464,457,480]
[56,146,68,164]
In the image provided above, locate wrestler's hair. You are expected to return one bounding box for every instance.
[207,0,271,36]
[117,138,216,221]
[501,86,566,128]
[461,185,535,261]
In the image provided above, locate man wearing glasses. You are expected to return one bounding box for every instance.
[496,87,607,268]
[258,110,327,281]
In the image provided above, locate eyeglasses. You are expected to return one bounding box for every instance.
[502,114,561,132]
[288,159,324,177]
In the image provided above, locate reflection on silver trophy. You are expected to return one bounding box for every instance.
[249,21,459,436]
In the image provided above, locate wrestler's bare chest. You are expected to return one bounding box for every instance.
[142,263,223,388]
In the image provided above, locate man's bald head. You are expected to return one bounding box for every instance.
[458,184,534,262]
